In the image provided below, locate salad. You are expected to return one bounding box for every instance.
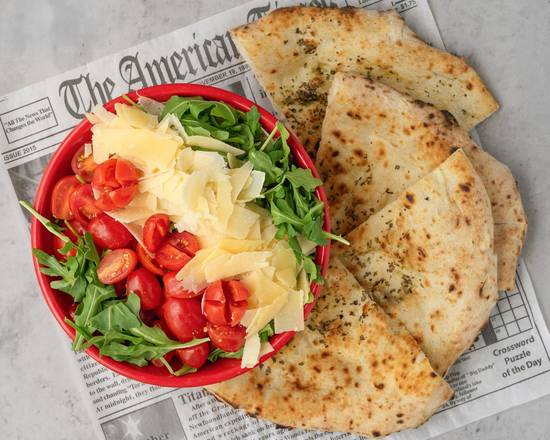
[24,94,343,376]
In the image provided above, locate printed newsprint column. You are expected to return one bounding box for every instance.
[1,0,549,439]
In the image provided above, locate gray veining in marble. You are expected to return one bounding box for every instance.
[0,0,549,439]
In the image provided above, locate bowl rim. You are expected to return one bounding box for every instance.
[31,83,331,387]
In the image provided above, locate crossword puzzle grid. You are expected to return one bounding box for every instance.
[468,283,533,352]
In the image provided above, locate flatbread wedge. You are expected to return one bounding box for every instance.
[317,73,526,290]
[333,149,498,375]
[208,258,453,437]
[231,6,498,154]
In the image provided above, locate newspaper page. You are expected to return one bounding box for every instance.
[2,0,550,439]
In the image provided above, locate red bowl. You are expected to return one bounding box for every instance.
[31,83,331,387]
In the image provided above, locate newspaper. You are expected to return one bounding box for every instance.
[2,0,550,439]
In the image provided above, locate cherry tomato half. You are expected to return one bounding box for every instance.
[97,248,137,285]
[207,323,246,352]
[177,342,210,369]
[51,175,82,220]
[88,213,133,249]
[126,268,162,311]
[162,297,206,342]
[71,145,97,182]
[143,214,171,253]
[156,231,199,271]
[69,184,102,226]
[163,271,201,299]
[136,244,164,276]
[203,280,249,327]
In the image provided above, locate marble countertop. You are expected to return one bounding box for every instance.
[1,0,549,439]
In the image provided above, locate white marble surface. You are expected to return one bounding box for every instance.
[0,0,549,439]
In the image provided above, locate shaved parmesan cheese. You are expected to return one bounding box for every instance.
[274,289,305,333]
[107,207,152,224]
[244,293,289,336]
[229,162,253,201]
[261,222,277,244]
[227,153,243,169]
[238,170,265,202]
[175,147,193,172]
[87,104,116,124]
[157,114,189,141]
[276,268,298,288]
[262,266,276,279]
[226,205,259,239]
[219,238,264,253]
[246,219,262,241]
[204,251,271,283]
[83,143,92,157]
[214,179,234,230]
[176,247,227,292]
[240,309,257,328]
[186,135,245,156]
[297,269,310,298]
[115,103,158,129]
[241,270,288,308]
[299,235,317,256]
[241,332,261,368]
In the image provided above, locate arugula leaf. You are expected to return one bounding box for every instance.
[89,301,141,334]
[285,168,322,192]
[245,106,261,136]
[208,347,244,362]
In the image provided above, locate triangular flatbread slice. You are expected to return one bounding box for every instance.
[231,6,498,154]
[317,73,526,290]
[208,258,453,437]
[334,150,498,375]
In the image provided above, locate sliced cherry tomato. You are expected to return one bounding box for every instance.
[110,185,138,209]
[156,231,199,271]
[177,342,210,369]
[163,271,201,299]
[162,297,206,342]
[115,158,140,186]
[92,159,119,190]
[207,323,246,352]
[71,145,97,182]
[88,213,133,249]
[203,280,249,326]
[143,214,171,253]
[166,231,200,256]
[156,242,193,271]
[136,244,164,276]
[69,184,102,226]
[97,248,137,284]
[51,176,82,220]
[126,268,162,311]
